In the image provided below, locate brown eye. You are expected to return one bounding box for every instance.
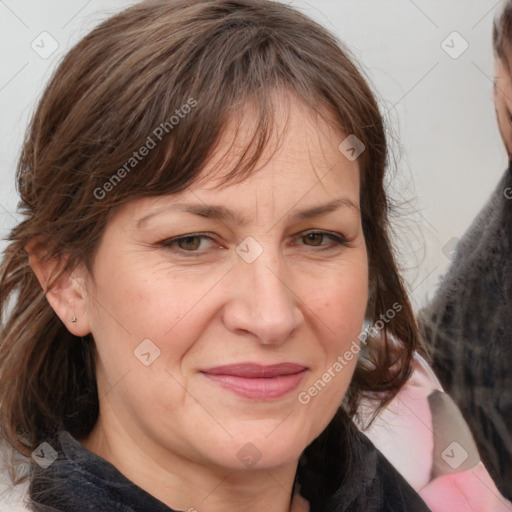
[303,232,325,246]
[299,231,348,250]
[159,234,218,256]
[177,236,202,250]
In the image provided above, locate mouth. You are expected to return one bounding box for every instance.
[200,363,308,400]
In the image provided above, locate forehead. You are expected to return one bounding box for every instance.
[193,94,355,190]
[116,98,361,226]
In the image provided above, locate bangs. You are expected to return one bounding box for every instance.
[127,88,347,198]
[119,88,288,199]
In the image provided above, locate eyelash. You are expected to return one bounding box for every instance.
[158,230,348,256]
[297,231,349,250]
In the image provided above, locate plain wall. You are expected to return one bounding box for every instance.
[0,0,506,309]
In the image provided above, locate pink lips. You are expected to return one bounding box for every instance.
[200,363,307,400]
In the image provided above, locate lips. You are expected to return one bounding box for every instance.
[202,363,307,378]
[200,363,307,400]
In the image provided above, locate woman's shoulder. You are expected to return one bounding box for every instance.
[0,454,31,512]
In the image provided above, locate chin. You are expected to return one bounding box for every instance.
[233,426,312,469]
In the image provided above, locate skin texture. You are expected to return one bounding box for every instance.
[494,57,512,157]
[28,97,369,512]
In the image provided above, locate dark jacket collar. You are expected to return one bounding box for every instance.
[28,425,429,512]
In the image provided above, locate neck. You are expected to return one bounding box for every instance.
[80,413,309,512]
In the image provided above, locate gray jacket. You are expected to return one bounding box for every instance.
[420,167,512,501]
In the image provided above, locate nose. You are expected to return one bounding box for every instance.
[222,248,304,345]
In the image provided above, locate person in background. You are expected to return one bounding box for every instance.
[418,0,512,502]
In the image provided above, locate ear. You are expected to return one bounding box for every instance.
[25,237,92,337]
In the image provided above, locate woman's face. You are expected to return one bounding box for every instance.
[80,99,368,472]
[494,57,512,157]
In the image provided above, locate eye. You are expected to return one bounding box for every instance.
[302,232,325,246]
[159,234,215,252]
[299,230,347,249]
[176,235,204,251]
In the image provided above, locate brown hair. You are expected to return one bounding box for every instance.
[494,1,512,67]
[0,0,418,490]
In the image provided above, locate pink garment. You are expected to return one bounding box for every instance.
[356,352,512,511]
[421,463,511,511]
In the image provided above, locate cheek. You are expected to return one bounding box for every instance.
[89,259,202,339]
[297,269,367,437]
[310,264,369,343]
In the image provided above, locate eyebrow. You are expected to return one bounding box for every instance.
[135,198,359,228]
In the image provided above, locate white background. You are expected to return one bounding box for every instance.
[0,0,507,310]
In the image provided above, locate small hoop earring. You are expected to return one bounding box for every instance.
[71,316,77,323]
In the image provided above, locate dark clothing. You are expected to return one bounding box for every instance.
[28,423,430,512]
[419,167,512,501]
